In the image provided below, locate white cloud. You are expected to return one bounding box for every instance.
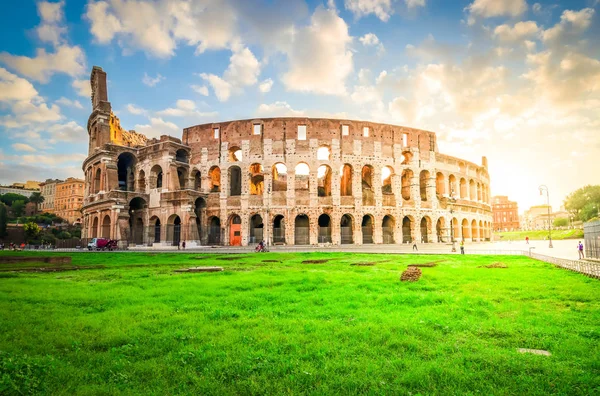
[466,0,527,23]
[0,45,86,83]
[20,153,86,166]
[494,21,539,42]
[0,67,38,102]
[258,78,273,93]
[36,0,67,46]
[201,46,260,101]
[72,79,92,98]
[156,99,217,117]
[56,97,83,109]
[257,101,305,117]
[12,143,37,153]
[282,6,353,95]
[126,104,147,115]
[142,72,164,87]
[191,84,209,96]
[405,0,425,8]
[345,0,392,22]
[47,121,87,143]
[542,8,595,46]
[359,33,380,46]
[134,117,179,138]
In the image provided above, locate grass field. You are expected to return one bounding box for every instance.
[1,252,599,395]
[495,229,584,241]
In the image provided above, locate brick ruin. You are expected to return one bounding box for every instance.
[82,66,493,247]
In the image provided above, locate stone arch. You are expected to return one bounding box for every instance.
[401,151,413,165]
[249,163,264,195]
[318,214,332,243]
[128,197,146,245]
[469,179,476,201]
[448,174,457,197]
[362,214,374,244]
[295,163,310,193]
[137,169,146,192]
[208,216,221,245]
[452,217,459,242]
[273,214,285,244]
[420,216,432,243]
[317,165,332,197]
[317,146,331,161]
[436,172,445,196]
[249,214,264,244]
[209,166,221,192]
[420,170,430,201]
[295,214,310,245]
[381,166,394,195]
[194,197,206,244]
[340,214,354,244]
[340,164,353,196]
[228,166,242,196]
[167,214,182,246]
[477,183,482,201]
[436,217,446,242]
[459,178,467,199]
[175,149,189,163]
[362,165,374,206]
[91,216,99,238]
[94,168,102,193]
[101,214,111,238]
[228,214,242,246]
[150,165,163,189]
[382,215,395,244]
[177,166,188,189]
[191,169,201,190]
[272,163,288,192]
[401,169,413,201]
[471,219,478,241]
[461,218,470,240]
[117,152,136,191]
[149,216,161,243]
[402,215,414,243]
[228,146,242,162]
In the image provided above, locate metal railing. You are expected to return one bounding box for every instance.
[528,252,600,278]
[584,220,600,259]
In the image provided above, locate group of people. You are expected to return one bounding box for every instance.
[0,242,26,250]
[177,240,186,250]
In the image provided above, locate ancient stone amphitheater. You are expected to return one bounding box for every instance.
[82,66,492,247]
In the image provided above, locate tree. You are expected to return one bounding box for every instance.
[24,222,41,242]
[29,192,45,214]
[564,185,600,222]
[0,193,30,206]
[12,200,25,217]
[553,218,568,227]
[0,204,7,237]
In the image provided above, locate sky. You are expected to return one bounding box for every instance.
[0,0,599,213]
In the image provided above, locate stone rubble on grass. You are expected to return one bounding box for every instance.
[174,267,224,273]
[400,266,422,282]
[517,348,551,356]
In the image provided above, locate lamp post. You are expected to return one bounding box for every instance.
[448,190,457,252]
[539,185,553,248]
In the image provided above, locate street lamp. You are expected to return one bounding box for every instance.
[539,185,553,248]
[448,189,457,252]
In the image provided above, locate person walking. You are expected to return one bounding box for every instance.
[412,241,418,251]
[182,240,186,250]
[578,241,584,259]
[460,240,465,254]
[525,236,529,244]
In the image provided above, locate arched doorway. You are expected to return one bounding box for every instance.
[317,165,332,197]
[382,215,395,244]
[101,215,111,238]
[249,214,264,244]
[229,166,241,196]
[273,215,285,244]
[340,164,353,196]
[421,217,431,243]
[208,217,221,245]
[340,214,353,244]
[362,165,374,206]
[402,216,413,243]
[128,197,146,245]
[194,198,206,244]
[471,219,478,242]
[167,215,181,246]
[436,218,446,242]
[150,217,161,243]
[318,214,332,243]
[229,215,242,246]
[117,152,136,191]
[91,217,99,238]
[362,215,374,244]
[461,219,470,241]
[295,215,309,245]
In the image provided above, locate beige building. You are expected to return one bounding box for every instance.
[10,181,41,190]
[55,178,84,224]
[39,179,63,214]
[82,66,493,246]
[523,205,553,230]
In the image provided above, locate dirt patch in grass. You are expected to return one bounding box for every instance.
[400,267,422,282]
[409,263,438,268]
[262,260,281,263]
[217,257,244,261]
[190,256,210,260]
[479,262,508,269]
[351,262,376,266]
[302,259,329,264]
[174,266,223,273]
[2,266,104,273]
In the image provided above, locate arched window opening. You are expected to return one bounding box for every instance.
[401,151,413,165]
[436,218,445,242]
[295,215,310,245]
[362,165,374,206]
[117,152,136,191]
[461,218,470,241]
[420,170,430,201]
[208,217,221,245]
[177,167,187,190]
[402,216,413,243]
[249,214,264,244]
[175,149,189,163]
[152,217,161,243]
[401,169,413,201]
[101,215,111,238]
[421,217,431,243]
[192,170,201,190]
[167,215,181,246]
[436,172,445,197]
[382,166,394,195]
[382,215,395,244]
[317,146,330,161]
[209,166,221,192]
[362,215,374,244]
[272,163,288,192]
[91,217,99,238]
[471,219,478,241]
[295,163,310,192]
[340,164,353,196]
[249,164,264,195]
[469,180,476,201]
[318,214,332,243]
[340,214,353,244]
[460,178,467,199]
[229,166,241,196]
[94,168,102,193]
[317,165,332,197]
[150,165,163,189]
[448,174,457,197]
[273,215,285,244]
[229,146,242,162]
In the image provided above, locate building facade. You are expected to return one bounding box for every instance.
[492,195,519,231]
[39,179,63,214]
[0,186,39,198]
[523,205,553,230]
[55,177,84,224]
[82,66,493,246]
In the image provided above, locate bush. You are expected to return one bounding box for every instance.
[24,222,41,243]
[57,231,72,240]
[553,218,568,227]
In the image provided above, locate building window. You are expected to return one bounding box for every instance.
[214,128,219,139]
[298,125,307,140]
[342,125,349,136]
[253,124,261,135]
[363,127,369,137]
[402,133,408,146]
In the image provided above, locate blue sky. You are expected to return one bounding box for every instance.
[1,0,599,212]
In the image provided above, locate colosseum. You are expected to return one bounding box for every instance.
[82,66,493,247]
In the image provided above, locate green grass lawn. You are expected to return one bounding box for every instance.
[495,229,584,241]
[1,252,599,395]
